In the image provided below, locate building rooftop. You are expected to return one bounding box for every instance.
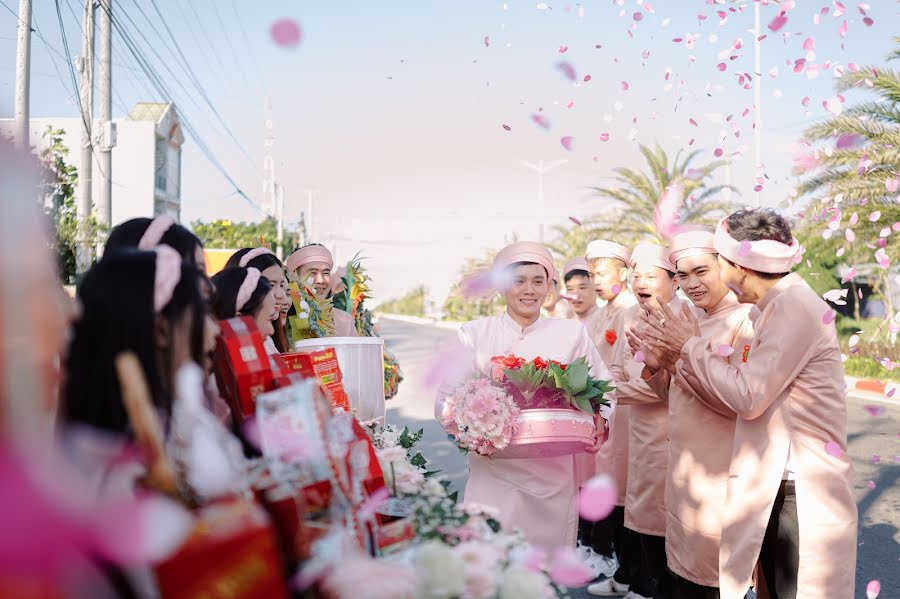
[128,102,171,123]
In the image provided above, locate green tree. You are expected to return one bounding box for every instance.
[377,285,426,316]
[191,217,294,257]
[586,144,735,246]
[794,39,900,316]
[441,251,506,322]
[39,126,104,284]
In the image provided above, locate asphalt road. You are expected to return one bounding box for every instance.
[378,316,899,598]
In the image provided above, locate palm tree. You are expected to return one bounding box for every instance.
[586,144,736,246]
[796,37,900,204]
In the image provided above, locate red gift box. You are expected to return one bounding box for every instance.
[279,349,350,411]
[154,499,289,599]
[374,518,415,555]
[214,317,274,423]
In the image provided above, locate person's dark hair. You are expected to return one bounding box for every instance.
[726,208,793,245]
[724,208,793,278]
[225,248,283,272]
[210,267,273,320]
[62,250,205,435]
[564,269,591,284]
[105,217,204,269]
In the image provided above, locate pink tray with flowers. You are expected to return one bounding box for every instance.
[441,355,613,459]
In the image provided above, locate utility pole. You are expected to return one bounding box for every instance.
[298,211,307,247]
[13,0,32,150]
[76,0,95,274]
[522,159,567,243]
[97,0,113,231]
[306,190,314,242]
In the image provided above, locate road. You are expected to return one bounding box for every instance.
[378,316,900,598]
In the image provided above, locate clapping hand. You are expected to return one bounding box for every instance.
[639,299,701,356]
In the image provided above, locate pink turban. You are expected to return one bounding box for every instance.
[669,230,716,265]
[630,242,675,273]
[563,257,590,278]
[585,240,631,264]
[493,241,555,280]
[714,217,801,274]
[286,244,334,274]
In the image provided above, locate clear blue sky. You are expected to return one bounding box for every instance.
[1,1,896,302]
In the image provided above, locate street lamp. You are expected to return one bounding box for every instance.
[522,159,568,243]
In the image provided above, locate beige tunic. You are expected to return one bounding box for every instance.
[643,292,754,587]
[611,296,685,536]
[587,292,637,495]
[333,309,359,337]
[678,274,857,599]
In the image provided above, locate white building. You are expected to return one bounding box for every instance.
[0,102,184,224]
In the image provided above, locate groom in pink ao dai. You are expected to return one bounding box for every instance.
[638,209,857,599]
[435,241,611,549]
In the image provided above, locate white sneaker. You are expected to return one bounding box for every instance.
[623,592,651,599]
[597,554,619,578]
[587,577,630,596]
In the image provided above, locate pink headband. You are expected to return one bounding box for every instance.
[563,257,590,278]
[138,214,176,250]
[713,217,801,274]
[153,245,182,313]
[236,268,262,313]
[239,247,275,268]
[630,243,675,273]
[585,240,631,264]
[286,245,334,274]
[669,230,716,265]
[492,241,556,282]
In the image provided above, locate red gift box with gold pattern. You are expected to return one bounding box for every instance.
[154,499,288,599]
[214,317,274,423]
[279,349,350,411]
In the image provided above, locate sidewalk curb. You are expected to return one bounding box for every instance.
[845,376,898,404]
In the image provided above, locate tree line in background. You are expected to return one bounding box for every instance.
[191,217,296,258]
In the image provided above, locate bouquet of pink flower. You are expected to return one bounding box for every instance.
[441,378,520,456]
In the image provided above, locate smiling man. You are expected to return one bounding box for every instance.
[435,241,610,549]
[285,243,358,337]
[624,230,754,599]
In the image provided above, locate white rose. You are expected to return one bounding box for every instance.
[422,478,446,497]
[393,461,425,495]
[380,427,401,447]
[498,565,552,599]
[415,541,467,599]
[376,446,408,477]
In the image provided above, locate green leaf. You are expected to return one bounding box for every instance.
[573,396,594,414]
[566,361,590,394]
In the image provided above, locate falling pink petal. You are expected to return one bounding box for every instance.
[849,212,859,225]
[863,405,886,418]
[484,36,490,47]
[558,45,569,53]
[866,480,876,489]
[836,134,861,149]
[569,216,583,226]
[358,487,390,520]
[887,387,896,398]
[803,37,815,51]
[714,148,724,157]
[767,13,788,32]
[824,97,843,115]
[549,547,594,587]
[824,441,843,458]
[838,20,847,38]
[841,266,858,283]
[737,240,752,258]
[886,178,900,193]
[531,113,551,130]
[423,343,475,390]
[846,229,856,243]
[560,136,575,151]
[502,124,511,131]
[599,132,609,141]
[717,345,735,357]
[833,1,846,17]
[866,578,881,598]
[578,474,617,521]
[863,17,873,27]
[822,309,836,325]
[583,74,592,82]
[556,61,577,82]
[521,547,549,572]
[270,19,302,48]
[633,11,643,21]
[871,455,880,464]
[633,351,645,363]
[893,222,900,232]
[642,50,650,60]
[611,284,622,295]
[621,81,629,91]
[689,118,698,127]
[717,62,727,72]
[801,96,811,106]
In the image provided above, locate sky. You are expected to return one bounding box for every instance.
[1,0,897,305]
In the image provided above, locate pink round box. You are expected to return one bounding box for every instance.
[493,408,596,459]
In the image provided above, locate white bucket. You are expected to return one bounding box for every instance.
[293,337,386,422]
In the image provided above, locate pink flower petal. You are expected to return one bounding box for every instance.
[633,12,643,21]
[549,547,594,587]
[871,455,880,464]
[867,580,881,599]
[560,136,575,151]
[824,97,843,115]
[621,81,630,91]
[558,45,569,53]
[822,309,836,325]
[767,13,788,32]
[502,124,511,131]
[836,134,861,149]
[714,148,724,157]
[863,405,885,418]
[358,487,390,520]
[866,480,876,489]
[556,61,577,82]
[484,36,491,47]
[886,178,899,193]
[578,474,617,521]
[717,62,727,72]
[270,19,302,48]
[583,74,592,82]
[803,37,815,51]
[569,216,583,226]
[839,20,847,38]
[599,132,610,142]
[531,113,551,130]
[717,345,735,357]
[633,350,645,363]
[737,240,752,257]
[824,441,843,458]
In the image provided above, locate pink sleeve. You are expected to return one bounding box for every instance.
[679,302,814,420]
[645,368,672,402]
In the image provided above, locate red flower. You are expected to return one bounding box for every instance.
[533,357,549,370]
[491,354,527,370]
[604,329,618,345]
[550,360,567,371]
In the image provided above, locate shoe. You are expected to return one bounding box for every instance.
[596,554,619,578]
[623,592,651,599]
[587,577,630,596]
[577,544,605,579]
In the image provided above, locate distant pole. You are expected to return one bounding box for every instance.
[753,1,762,207]
[306,190,314,241]
[97,0,112,229]
[275,183,285,259]
[522,159,567,243]
[13,0,32,150]
[76,0,95,274]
